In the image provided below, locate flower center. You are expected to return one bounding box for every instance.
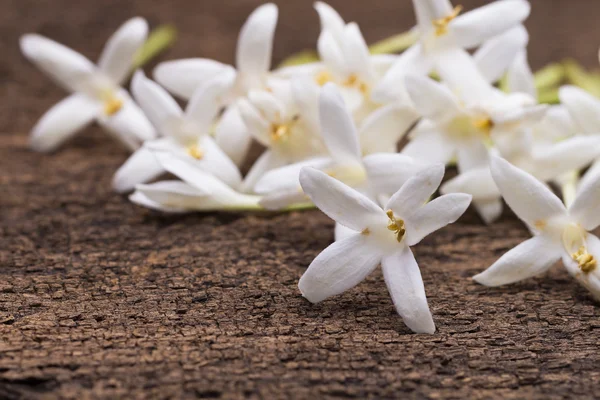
[432,5,463,37]
[386,210,406,243]
[187,144,204,160]
[315,70,333,86]
[344,74,370,96]
[270,115,300,143]
[572,247,597,274]
[472,117,494,135]
[562,223,597,274]
[103,97,124,116]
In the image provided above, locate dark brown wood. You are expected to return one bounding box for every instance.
[2,0,600,398]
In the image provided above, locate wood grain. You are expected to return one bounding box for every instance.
[2,0,600,398]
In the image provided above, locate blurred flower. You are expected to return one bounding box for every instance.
[154,3,280,165]
[298,165,471,334]
[373,0,531,105]
[254,83,427,215]
[130,151,260,213]
[474,156,600,301]
[112,70,241,193]
[20,17,156,152]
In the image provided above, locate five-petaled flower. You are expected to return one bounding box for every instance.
[474,156,600,300]
[20,17,156,152]
[298,165,472,334]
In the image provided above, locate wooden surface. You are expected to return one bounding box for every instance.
[2,0,600,398]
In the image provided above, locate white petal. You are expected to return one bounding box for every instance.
[531,136,600,182]
[247,90,285,122]
[240,150,285,193]
[299,167,386,232]
[320,83,362,165]
[451,0,531,49]
[254,157,333,194]
[215,104,253,166]
[20,34,97,93]
[474,25,529,84]
[559,85,600,135]
[317,30,348,77]
[474,235,561,286]
[185,67,236,132]
[412,0,453,30]
[440,167,499,201]
[298,233,383,303]
[342,23,373,80]
[371,44,432,104]
[385,164,445,219]
[489,156,567,227]
[382,246,435,334]
[404,193,472,246]
[569,165,600,231]
[112,145,165,193]
[98,17,148,84]
[507,50,536,98]
[191,136,243,189]
[29,94,98,152]
[98,96,157,151]
[153,58,232,100]
[334,222,356,242]
[359,105,419,155]
[131,70,183,136]
[402,128,456,166]
[404,75,460,123]
[314,2,346,39]
[579,160,600,198]
[473,198,504,225]
[236,3,278,80]
[363,153,430,195]
[456,138,489,173]
[130,181,203,213]
[433,48,497,105]
[259,190,310,210]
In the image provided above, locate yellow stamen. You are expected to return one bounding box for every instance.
[270,124,290,142]
[572,246,597,274]
[104,98,124,116]
[344,74,370,95]
[361,228,371,236]
[472,117,494,135]
[433,5,463,37]
[187,144,204,160]
[315,70,333,86]
[270,115,300,142]
[386,210,406,243]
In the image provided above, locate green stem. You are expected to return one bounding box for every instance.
[132,25,177,70]
[369,30,418,55]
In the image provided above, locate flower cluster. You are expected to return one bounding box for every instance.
[20,0,600,334]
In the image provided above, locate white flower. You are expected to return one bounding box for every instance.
[20,17,156,152]
[441,137,600,223]
[154,3,279,165]
[474,156,600,300]
[402,74,546,170]
[297,165,472,334]
[112,70,241,193]
[130,151,260,213]
[558,85,600,191]
[373,0,530,104]
[254,83,424,210]
[237,79,326,192]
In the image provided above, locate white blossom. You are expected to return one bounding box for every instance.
[20,18,156,152]
[298,165,471,333]
[474,156,600,300]
[154,4,280,165]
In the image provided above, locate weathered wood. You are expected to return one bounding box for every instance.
[2,0,600,398]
